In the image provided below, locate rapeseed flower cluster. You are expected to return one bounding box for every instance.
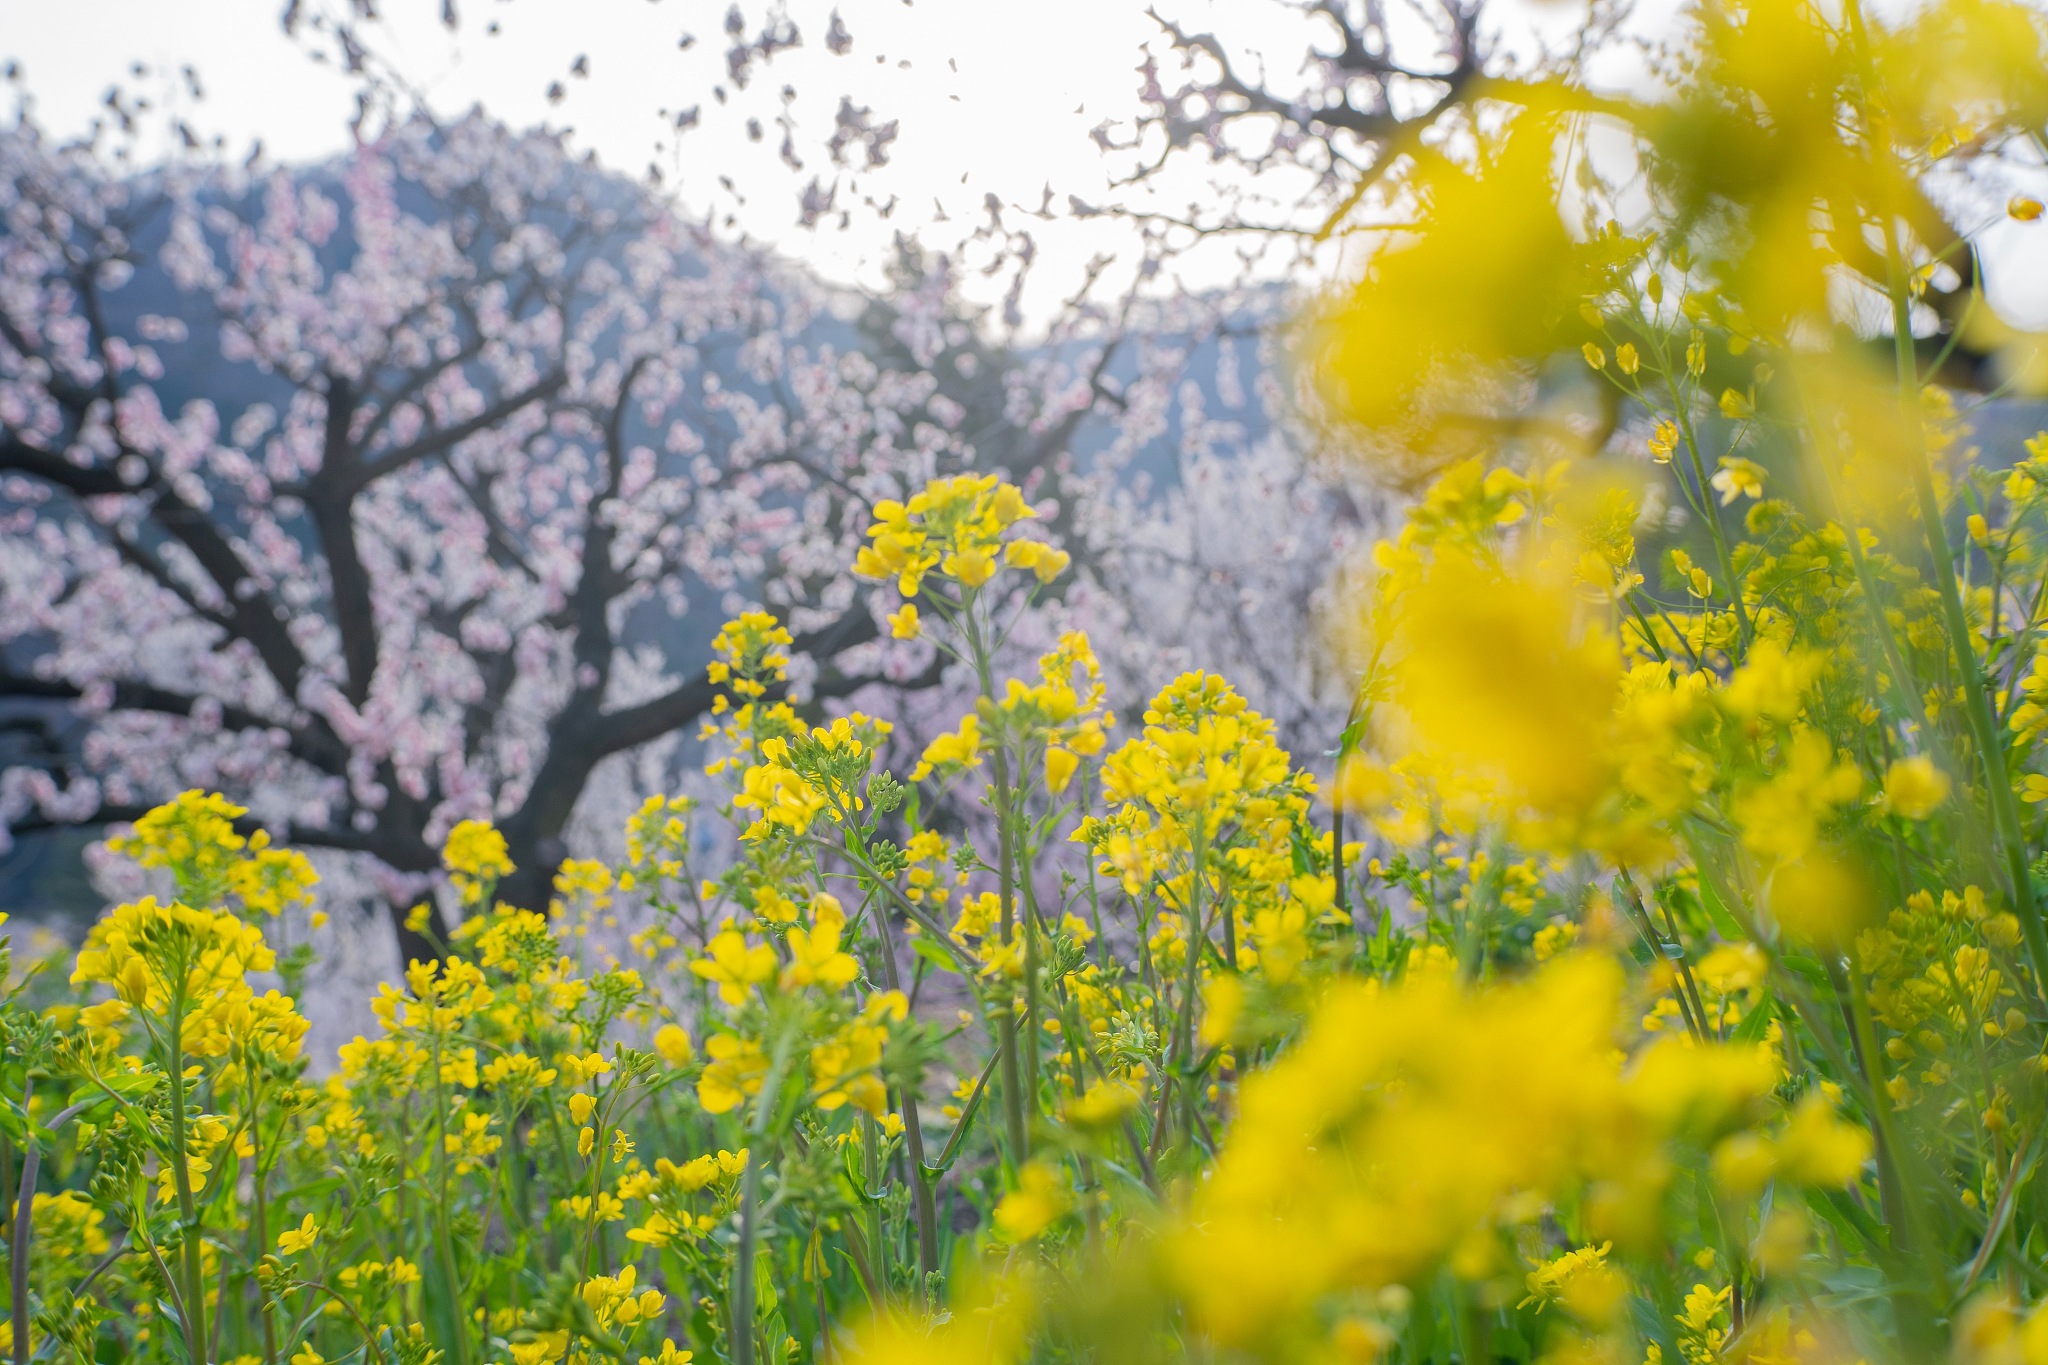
[852,473,1066,598]
[12,7,2048,1363]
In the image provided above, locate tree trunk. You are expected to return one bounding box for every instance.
[493,835,568,916]
[391,902,450,972]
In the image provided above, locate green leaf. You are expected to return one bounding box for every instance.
[419,1237,468,1365]
[1729,995,1777,1046]
[1777,951,1832,988]
[69,1072,155,1117]
[841,1140,887,1205]
[1695,874,1747,942]
[154,1296,188,1338]
[271,1174,348,1205]
[909,934,960,974]
[62,1088,119,1122]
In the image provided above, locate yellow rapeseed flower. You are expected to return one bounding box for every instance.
[277,1214,320,1255]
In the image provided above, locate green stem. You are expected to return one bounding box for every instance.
[248,1066,278,1365]
[167,991,211,1365]
[732,1033,797,1365]
[1170,828,1208,1160]
[989,744,1029,1167]
[1671,394,1753,647]
[961,588,1030,1170]
[1017,777,1044,1152]
[860,1112,888,1295]
[1615,874,1705,1044]
[866,895,939,1276]
[1832,958,1943,1350]
[295,1278,391,1365]
[428,1030,474,1365]
[1883,228,2048,1011]
[10,1077,31,1365]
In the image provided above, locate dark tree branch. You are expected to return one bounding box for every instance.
[0,672,344,773]
[306,374,380,706]
[0,436,131,497]
[489,606,893,911]
[346,370,568,491]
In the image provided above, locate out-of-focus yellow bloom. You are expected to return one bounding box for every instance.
[1382,545,1624,839]
[1883,755,1951,819]
[840,1275,1030,1365]
[1313,119,1591,446]
[1043,745,1080,794]
[1167,955,1775,1346]
[1734,729,1863,863]
[810,991,904,1115]
[27,1191,110,1258]
[1767,848,1876,950]
[1711,1090,1872,1197]
[993,1162,1068,1242]
[653,1024,694,1065]
[697,1032,770,1115]
[1709,455,1764,504]
[1954,1293,2048,1365]
[1721,640,1824,722]
[1063,1080,1138,1131]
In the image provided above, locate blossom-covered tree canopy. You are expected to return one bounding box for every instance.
[0,109,1351,960]
[0,112,1061,955]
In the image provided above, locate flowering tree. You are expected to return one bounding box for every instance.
[0,111,1025,961]
[4,0,1526,965]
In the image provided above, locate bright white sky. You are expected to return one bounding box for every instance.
[5,0,2046,328]
[3,0,1257,322]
